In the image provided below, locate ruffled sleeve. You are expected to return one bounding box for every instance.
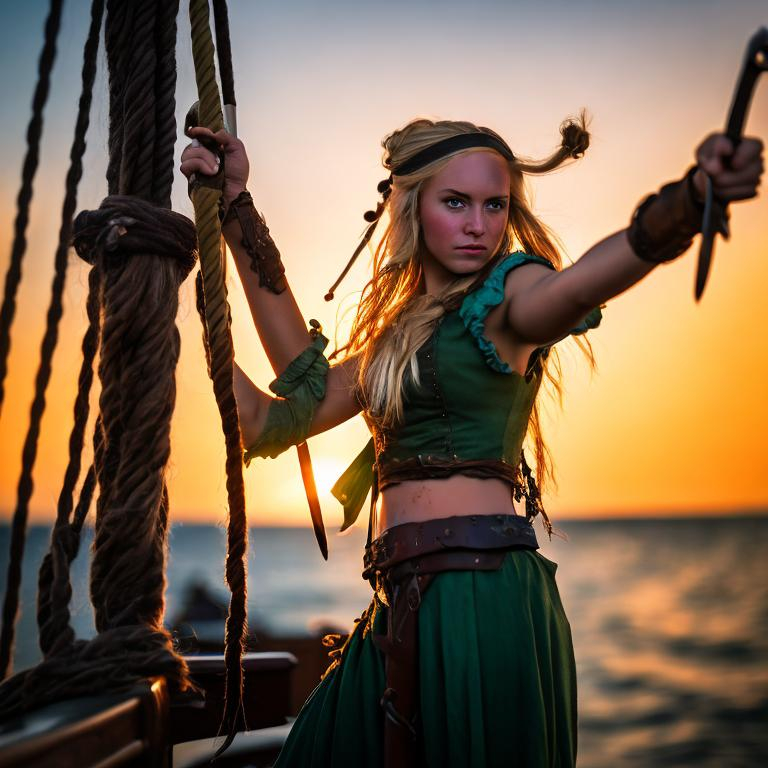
[458,251,603,374]
[458,252,556,374]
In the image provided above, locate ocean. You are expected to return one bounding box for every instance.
[2,516,767,767]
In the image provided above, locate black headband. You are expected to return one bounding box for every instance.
[391,132,515,176]
[324,132,516,301]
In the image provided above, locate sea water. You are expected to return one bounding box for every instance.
[2,516,767,767]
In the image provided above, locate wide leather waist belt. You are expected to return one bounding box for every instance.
[363,512,539,580]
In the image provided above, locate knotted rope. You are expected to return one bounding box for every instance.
[0,196,198,719]
[188,0,248,749]
[74,197,197,634]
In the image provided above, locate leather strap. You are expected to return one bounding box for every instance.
[627,166,710,264]
[373,570,435,768]
[222,190,287,293]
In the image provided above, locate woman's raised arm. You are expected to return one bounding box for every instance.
[180,127,362,448]
[181,126,317,374]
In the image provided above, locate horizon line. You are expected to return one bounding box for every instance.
[6,507,767,530]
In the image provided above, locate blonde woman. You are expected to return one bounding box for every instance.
[181,117,763,767]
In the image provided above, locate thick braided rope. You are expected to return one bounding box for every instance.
[116,0,158,200]
[73,199,195,639]
[1,0,195,716]
[0,0,64,681]
[104,0,131,195]
[189,0,248,747]
[90,252,179,630]
[152,0,181,207]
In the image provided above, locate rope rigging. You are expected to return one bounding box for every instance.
[0,0,63,422]
[1,0,197,716]
[0,3,250,750]
[0,0,80,682]
[188,0,248,748]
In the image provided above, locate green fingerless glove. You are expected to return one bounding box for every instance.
[243,325,329,465]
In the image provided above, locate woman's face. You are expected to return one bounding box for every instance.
[418,149,511,293]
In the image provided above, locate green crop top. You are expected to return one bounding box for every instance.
[332,251,602,531]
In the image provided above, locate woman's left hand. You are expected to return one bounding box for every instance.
[692,133,764,203]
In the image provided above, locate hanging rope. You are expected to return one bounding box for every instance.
[104,0,131,195]
[152,0,180,207]
[0,0,63,422]
[212,0,236,109]
[0,0,66,681]
[188,0,248,751]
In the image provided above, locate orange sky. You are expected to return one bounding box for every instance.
[0,1,767,527]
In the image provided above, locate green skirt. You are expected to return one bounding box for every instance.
[274,549,577,768]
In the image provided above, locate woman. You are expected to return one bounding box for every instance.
[181,116,763,767]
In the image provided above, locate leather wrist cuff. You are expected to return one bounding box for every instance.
[627,166,716,264]
[223,190,287,294]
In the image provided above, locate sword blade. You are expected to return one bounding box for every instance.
[296,441,328,560]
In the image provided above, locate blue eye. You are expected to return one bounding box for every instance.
[487,199,507,211]
[444,197,465,209]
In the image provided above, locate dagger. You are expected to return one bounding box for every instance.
[695,27,768,301]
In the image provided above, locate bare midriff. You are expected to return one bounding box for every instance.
[377,474,518,539]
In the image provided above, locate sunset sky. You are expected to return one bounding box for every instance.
[0,0,766,528]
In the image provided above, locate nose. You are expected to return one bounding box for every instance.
[464,206,484,236]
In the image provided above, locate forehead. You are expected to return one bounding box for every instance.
[424,150,511,194]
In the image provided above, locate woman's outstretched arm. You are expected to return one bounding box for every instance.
[504,133,764,345]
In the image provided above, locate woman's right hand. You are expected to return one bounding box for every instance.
[180,127,250,206]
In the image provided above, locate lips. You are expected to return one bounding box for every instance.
[456,245,487,251]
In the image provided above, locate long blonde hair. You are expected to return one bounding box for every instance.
[338,113,595,492]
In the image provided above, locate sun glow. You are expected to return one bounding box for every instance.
[307,457,348,497]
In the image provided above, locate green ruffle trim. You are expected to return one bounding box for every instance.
[243,332,329,465]
[569,305,603,336]
[459,252,556,374]
[458,251,603,374]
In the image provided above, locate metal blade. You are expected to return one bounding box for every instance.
[296,441,328,560]
[695,174,715,301]
[695,234,714,301]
